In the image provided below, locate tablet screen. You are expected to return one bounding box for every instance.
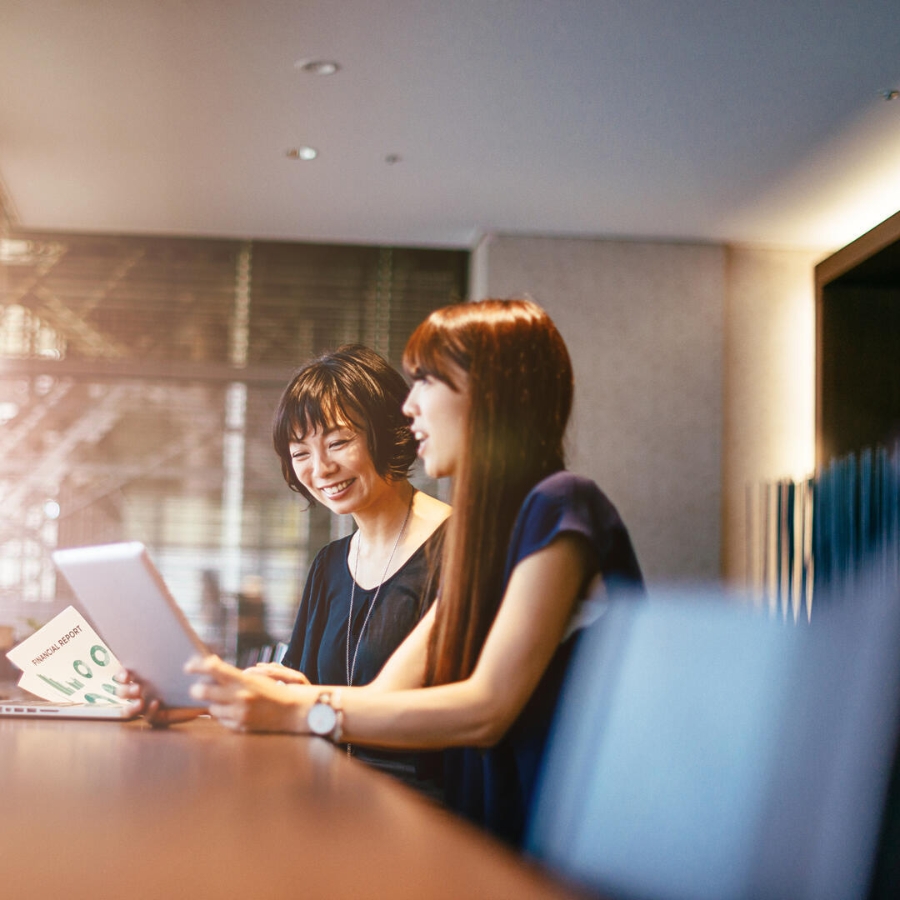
[52,542,209,709]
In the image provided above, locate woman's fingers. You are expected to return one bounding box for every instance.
[113,667,141,698]
[189,678,245,704]
[244,663,311,685]
[109,665,204,726]
[185,654,309,733]
[112,668,148,704]
[116,680,145,700]
[185,653,235,677]
[208,704,249,731]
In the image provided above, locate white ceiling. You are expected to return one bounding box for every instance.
[1,0,899,252]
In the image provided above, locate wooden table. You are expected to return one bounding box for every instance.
[0,716,589,900]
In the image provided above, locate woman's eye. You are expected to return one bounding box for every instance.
[291,451,308,461]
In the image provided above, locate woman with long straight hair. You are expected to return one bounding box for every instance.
[187,299,644,846]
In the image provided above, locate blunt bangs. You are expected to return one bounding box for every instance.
[403,309,470,391]
[290,383,361,444]
[274,370,361,453]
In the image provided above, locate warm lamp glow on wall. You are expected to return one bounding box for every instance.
[726,91,900,251]
[811,132,900,249]
[727,91,900,486]
[778,282,816,481]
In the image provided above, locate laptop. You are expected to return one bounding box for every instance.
[2,600,140,721]
[0,541,211,721]
[0,698,137,720]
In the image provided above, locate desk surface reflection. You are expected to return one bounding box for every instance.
[0,716,586,900]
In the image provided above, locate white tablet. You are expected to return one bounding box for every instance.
[52,542,209,709]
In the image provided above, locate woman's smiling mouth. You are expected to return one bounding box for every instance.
[321,478,355,497]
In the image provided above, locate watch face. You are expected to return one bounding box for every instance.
[308,701,337,736]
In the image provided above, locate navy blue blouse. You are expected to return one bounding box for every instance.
[442,470,644,846]
[283,519,445,789]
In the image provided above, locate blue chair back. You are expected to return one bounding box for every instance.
[527,576,900,900]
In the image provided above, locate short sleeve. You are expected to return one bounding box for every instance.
[503,471,643,592]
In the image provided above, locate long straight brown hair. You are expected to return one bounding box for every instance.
[403,299,574,685]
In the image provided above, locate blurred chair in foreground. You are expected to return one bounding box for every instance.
[527,569,900,900]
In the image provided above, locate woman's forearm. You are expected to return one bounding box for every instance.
[338,679,505,749]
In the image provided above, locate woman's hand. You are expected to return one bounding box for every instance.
[114,668,204,728]
[242,661,311,685]
[186,655,312,733]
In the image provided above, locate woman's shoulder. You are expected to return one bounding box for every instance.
[308,533,353,574]
[531,469,594,494]
[406,488,451,551]
[297,533,354,615]
[510,470,627,558]
[524,470,612,510]
[421,515,449,550]
[398,515,447,578]
[513,470,644,588]
[413,488,451,527]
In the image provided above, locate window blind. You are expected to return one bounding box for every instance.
[0,230,467,656]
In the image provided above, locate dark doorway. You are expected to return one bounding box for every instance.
[817,211,900,465]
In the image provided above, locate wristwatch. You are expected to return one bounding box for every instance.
[307,690,344,742]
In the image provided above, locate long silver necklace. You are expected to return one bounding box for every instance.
[346,488,415,687]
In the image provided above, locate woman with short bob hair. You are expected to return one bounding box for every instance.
[265,345,449,694]
[187,300,644,846]
[263,344,450,792]
[272,344,419,502]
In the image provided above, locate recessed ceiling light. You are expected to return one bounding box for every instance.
[0,401,19,423]
[295,59,340,76]
[286,146,318,161]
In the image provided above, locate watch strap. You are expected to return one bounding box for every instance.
[329,689,344,743]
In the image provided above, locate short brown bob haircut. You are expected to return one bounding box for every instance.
[272,344,418,504]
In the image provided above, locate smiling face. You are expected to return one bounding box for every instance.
[402,371,470,479]
[289,423,392,516]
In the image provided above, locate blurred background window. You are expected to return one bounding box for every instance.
[0,231,467,660]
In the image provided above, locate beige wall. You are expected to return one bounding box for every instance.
[471,233,827,587]
[722,245,824,587]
